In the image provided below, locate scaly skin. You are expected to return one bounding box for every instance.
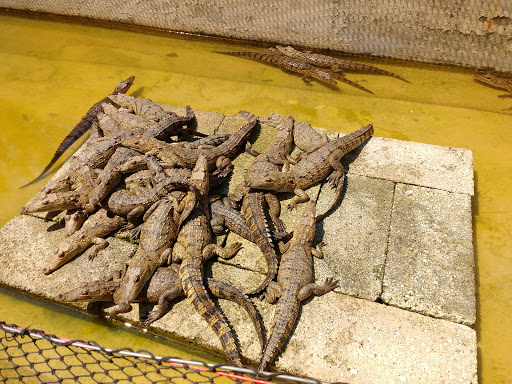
[106,96,197,140]
[473,72,512,98]
[116,112,257,172]
[210,197,254,241]
[259,200,338,372]
[173,155,245,366]
[21,76,135,188]
[102,172,198,227]
[108,189,196,318]
[274,46,409,83]
[220,51,338,85]
[246,123,374,220]
[230,116,295,295]
[55,265,265,350]
[260,114,329,154]
[42,209,126,275]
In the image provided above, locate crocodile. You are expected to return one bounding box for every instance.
[259,114,329,154]
[224,50,373,93]
[172,154,245,366]
[55,265,265,349]
[103,167,198,229]
[115,111,257,174]
[473,72,512,98]
[42,208,127,275]
[104,99,197,140]
[229,116,296,295]
[274,45,409,83]
[245,123,374,220]
[107,188,197,318]
[259,200,339,372]
[21,76,135,188]
[219,51,338,85]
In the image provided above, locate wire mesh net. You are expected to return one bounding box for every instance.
[0,321,335,384]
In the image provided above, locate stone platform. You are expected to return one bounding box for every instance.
[0,106,477,384]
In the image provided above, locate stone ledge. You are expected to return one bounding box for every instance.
[0,215,477,383]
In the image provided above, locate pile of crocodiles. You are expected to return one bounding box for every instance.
[20,73,374,371]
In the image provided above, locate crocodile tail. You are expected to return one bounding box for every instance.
[316,179,344,222]
[242,193,279,295]
[259,294,300,372]
[181,260,242,366]
[207,278,265,351]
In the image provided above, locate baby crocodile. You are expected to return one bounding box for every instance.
[42,208,126,275]
[259,200,339,372]
[173,155,245,366]
[246,123,374,220]
[21,76,135,188]
[473,72,512,98]
[116,111,257,173]
[108,189,196,318]
[274,45,409,83]
[220,51,338,85]
[55,265,265,349]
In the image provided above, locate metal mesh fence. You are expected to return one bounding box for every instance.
[0,321,339,384]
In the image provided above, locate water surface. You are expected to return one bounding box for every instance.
[0,13,511,383]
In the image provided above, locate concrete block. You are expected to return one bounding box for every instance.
[315,174,395,301]
[343,136,474,195]
[0,215,477,383]
[0,215,136,299]
[382,183,476,325]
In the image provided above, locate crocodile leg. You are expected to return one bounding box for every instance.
[297,277,339,301]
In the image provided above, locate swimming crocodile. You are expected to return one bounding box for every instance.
[21,76,135,188]
[172,155,245,366]
[259,199,339,371]
[473,72,512,98]
[55,265,265,349]
[274,45,409,83]
[219,51,338,85]
[245,123,374,220]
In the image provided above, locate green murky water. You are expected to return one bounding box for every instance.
[0,13,511,383]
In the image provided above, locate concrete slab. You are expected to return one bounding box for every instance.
[0,214,477,384]
[382,183,476,326]
[343,136,474,195]
[0,215,136,298]
[314,175,395,301]
[4,105,477,382]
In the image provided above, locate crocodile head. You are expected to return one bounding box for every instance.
[244,170,294,193]
[55,280,118,302]
[42,241,81,275]
[473,73,511,89]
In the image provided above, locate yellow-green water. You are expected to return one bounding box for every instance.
[0,13,511,383]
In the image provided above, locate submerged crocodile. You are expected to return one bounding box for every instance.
[473,72,512,98]
[107,188,197,318]
[21,76,135,188]
[259,200,339,371]
[219,51,338,85]
[221,50,373,93]
[172,155,245,366]
[246,123,374,220]
[42,208,127,275]
[274,45,409,83]
[55,265,265,349]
